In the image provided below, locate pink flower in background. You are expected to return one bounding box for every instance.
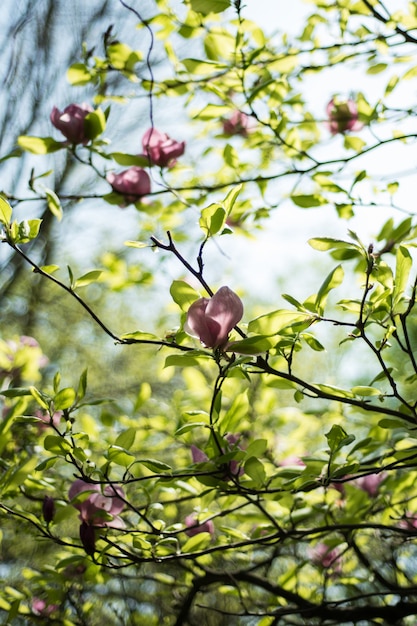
[279,455,306,468]
[185,514,215,537]
[69,479,126,528]
[354,472,385,497]
[311,543,342,573]
[223,110,252,137]
[185,286,243,348]
[50,103,93,144]
[142,128,185,167]
[35,409,62,430]
[326,98,363,135]
[191,434,244,478]
[32,598,59,616]
[107,167,151,205]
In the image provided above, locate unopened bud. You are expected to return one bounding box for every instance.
[79,522,96,555]
[42,495,55,524]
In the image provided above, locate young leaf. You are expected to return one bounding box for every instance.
[0,196,12,225]
[315,265,344,315]
[17,136,63,154]
[170,280,200,310]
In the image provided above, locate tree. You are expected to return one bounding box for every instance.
[1,0,417,624]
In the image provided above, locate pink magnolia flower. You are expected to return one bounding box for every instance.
[311,543,342,573]
[185,514,215,537]
[32,598,59,616]
[69,479,126,528]
[107,167,151,205]
[50,103,94,144]
[184,286,243,349]
[326,98,364,135]
[223,110,252,137]
[354,472,385,497]
[142,128,185,167]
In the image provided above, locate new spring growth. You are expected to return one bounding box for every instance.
[185,286,243,349]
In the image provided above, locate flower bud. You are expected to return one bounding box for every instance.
[107,167,151,206]
[184,286,243,348]
[50,103,94,144]
[142,128,185,168]
[79,521,96,555]
[42,495,55,524]
[184,514,214,537]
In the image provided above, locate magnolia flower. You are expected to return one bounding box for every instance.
[354,472,385,497]
[107,167,151,205]
[185,514,215,537]
[326,98,363,135]
[184,286,243,348]
[311,542,342,573]
[223,110,252,137]
[69,479,126,528]
[50,103,94,144]
[142,128,185,167]
[32,598,59,616]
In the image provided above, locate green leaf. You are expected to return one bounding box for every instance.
[45,188,63,221]
[165,353,211,368]
[308,237,362,254]
[392,245,412,312]
[244,457,266,487]
[138,458,172,472]
[67,63,94,85]
[228,335,276,354]
[325,424,355,453]
[343,135,366,152]
[30,386,50,410]
[84,109,106,140]
[170,280,200,310]
[121,330,160,341]
[176,422,208,436]
[74,270,103,288]
[77,369,88,401]
[182,531,212,553]
[248,310,312,336]
[315,265,344,315]
[17,136,63,154]
[115,428,136,450]
[107,446,135,467]
[14,219,42,243]
[291,194,327,208]
[53,387,76,410]
[189,0,230,14]
[0,195,12,225]
[107,43,142,71]
[110,152,150,167]
[351,386,382,397]
[44,435,72,455]
[195,103,232,120]
[199,203,226,237]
